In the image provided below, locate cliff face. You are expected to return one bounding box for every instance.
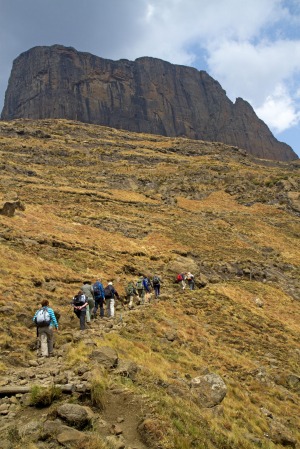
[1,45,297,161]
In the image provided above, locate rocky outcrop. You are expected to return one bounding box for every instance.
[1,45,297,161]
[0,192,25,217]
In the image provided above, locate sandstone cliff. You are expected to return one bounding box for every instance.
[1,44,297,161]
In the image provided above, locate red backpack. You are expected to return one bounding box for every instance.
[177,273,183,282]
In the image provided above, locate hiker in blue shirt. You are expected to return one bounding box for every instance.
[92,278,105,318]
[33,299,58,357]
[143,275,152,303]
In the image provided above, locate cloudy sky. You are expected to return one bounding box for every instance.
[1,0,300,156]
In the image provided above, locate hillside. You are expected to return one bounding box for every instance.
[0,119,299,449]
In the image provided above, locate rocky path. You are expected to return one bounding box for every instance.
[0,304,152,449]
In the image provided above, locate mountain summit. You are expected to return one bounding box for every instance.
[1,44,297,161]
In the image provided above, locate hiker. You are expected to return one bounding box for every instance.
[136,275,145,304]
[186,272,195,290]
[72,289,88,330]
[177,272,186,290]
[81,281,95,324]
[104,281,120,318]
[152,274,162,298]
[126,280,138,309]
[92,278,105,318]
[33,299,58,357]
[143,275,152,303]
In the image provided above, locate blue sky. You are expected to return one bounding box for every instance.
[1,0,299,157]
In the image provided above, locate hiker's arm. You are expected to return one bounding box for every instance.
[49,309,59,329]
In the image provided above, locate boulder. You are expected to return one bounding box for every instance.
[191,372,227,408]
[56,403,94,429]
[114,359,139,380]
[269,420,297,448]
[90,346,118,369]
[0,193,25,217]
[43,420,88,444]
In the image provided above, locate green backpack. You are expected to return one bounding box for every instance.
[136,278,144,289]
[126,283,134,295]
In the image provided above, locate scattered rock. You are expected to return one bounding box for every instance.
[114,359,139,380]
[268,419,297,448]
[254,297,264,307]
[0,306,14,315]
[0,193,25,217]
[191,372,227,408]
[56,403,94,429]
[90,346,118,369]
[106,435,126,449]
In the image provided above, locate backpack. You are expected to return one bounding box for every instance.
[93,282,102,295]
[177,274,183,282]
[153,275,160,285]
[126,283,134,295]
[104,285,113,299]
[35,307,51,327]
[73,294,86,307]
[136,278,144,290]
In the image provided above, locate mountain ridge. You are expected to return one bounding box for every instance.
[1,44,298,162]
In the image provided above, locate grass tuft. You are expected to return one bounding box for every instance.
[29,384,62,407]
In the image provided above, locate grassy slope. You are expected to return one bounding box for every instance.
[0,119,299,448]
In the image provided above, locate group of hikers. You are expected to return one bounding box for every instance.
[72,274,163,330]
[32,271,195,357]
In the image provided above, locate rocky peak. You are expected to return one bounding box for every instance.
[1,44,298,161]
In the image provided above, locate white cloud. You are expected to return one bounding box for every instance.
[256,84,300,133]
[1,0,300,151]
[130,0,300,136]
[130,0,285,64]
[206,39,300,102]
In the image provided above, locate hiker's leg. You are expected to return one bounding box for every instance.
[88,298,95,317]
[128,295,133,309]
[93,299,99,316]
[99,299,104,317]
[110,298,115,317]
[79,310,86,330]
[39,328,48,357]
[106,299,111,317]
[137,290,142,304]
[86,304,91,322]
[45,327,54,355]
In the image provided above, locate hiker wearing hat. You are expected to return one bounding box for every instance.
[126,280,139,309]
[104,281,120,318]
[186,272,195,290]
[81,281,95,324]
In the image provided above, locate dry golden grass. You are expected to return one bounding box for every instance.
[0,119,299,448]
